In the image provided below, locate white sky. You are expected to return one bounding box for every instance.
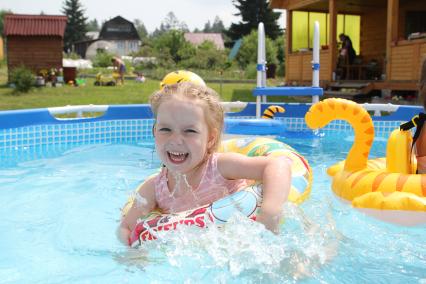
[0,0,286,33]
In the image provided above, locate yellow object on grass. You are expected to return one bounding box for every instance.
[305,98,426,226]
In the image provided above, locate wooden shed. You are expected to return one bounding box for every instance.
[270,0,426,96]
[4,14,67,80]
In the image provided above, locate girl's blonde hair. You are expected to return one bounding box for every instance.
[150,82,224,153]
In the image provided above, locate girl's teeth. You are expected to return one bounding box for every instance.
[168,151,188,162]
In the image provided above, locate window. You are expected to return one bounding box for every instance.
[405,11,426,38]
[291,11,360,55]
[117,41,125,51]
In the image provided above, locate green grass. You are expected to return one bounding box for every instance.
[0,65,308,111]
[0,79,257,111]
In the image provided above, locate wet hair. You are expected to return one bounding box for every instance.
[150,82,224,153]
[420,57,426,109]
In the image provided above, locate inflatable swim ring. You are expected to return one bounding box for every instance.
[127,137,312,247]
[305,98,426,226]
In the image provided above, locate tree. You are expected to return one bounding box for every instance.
[161,12,188,32]
[152,30,191,64]
[203,21,211,33]
[203,16,225,33]
[133,19,148,40]
[236,30,277,69]
[227,0,282,41]
[179,41,227,70]
[211,16,225,33]
[62,0,88,52]
[86,18,99,31]
[0,9,12,37]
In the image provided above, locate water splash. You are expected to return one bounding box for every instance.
[120,203,341,283]
[167,172,202,213]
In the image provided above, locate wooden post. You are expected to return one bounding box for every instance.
[386,0,399,81]
[285,9,292,84]
[329,0,337,82]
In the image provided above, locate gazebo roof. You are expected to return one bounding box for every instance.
[4,14,67,37]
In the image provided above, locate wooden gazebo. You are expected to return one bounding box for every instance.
[4,14,67,81]
[270,0,426,94]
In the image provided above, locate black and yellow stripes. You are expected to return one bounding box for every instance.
[262,105,285,119]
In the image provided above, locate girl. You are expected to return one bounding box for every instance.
[117,82,292,245]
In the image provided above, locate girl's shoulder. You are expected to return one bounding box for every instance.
[136,174,158,194]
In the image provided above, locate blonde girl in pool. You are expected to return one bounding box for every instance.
[117,82,292,245]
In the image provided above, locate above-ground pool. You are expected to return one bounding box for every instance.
[0,103,424,283]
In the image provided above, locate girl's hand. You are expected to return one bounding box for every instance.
[118,177,157,246]
[117,226,131,245]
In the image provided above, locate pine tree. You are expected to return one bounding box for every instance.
[161,12,188,32]
[133,19,148,39]
[86,19,99,32]
[227,0,282,41]
[203,21,211,33]
[211,16,225,33]
[62,0,88,52]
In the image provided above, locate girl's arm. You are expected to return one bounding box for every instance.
[217,152,291,233]
[117,177,157,245]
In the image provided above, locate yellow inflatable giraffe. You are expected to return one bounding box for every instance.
[305,98,426,226]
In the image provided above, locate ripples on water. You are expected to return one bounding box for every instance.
[0,138,424,283]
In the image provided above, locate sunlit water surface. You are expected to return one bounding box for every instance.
[0,134,424,283]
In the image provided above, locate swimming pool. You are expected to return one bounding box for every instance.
[0,103,424,283]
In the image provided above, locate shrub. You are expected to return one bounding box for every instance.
[244,63,258,79]
[92,52,114,67]
[236,30,278,69]
[276,63,285,77]
[179,41,227,70]
[10,66,34,93]
[63,52,81,59]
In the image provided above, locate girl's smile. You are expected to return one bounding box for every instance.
[154,98,213,176]
[167,151,189,164]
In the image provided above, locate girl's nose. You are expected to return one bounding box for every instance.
[169,132,183,145]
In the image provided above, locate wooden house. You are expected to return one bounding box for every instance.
[270,0,426,97]
[75,16,140,59]
[3,14,67,80]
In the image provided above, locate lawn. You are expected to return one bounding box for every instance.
[0,66,306,111]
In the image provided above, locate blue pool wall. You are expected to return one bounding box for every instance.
[0,102,423,151]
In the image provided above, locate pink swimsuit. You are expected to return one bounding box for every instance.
[154,153,248,213]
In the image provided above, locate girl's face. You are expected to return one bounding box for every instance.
[154,97,215,175]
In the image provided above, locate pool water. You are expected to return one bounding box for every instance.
[0,133,424,283]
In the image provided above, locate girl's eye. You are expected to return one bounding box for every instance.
[185,129,198,133]
[158,128,171,132]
